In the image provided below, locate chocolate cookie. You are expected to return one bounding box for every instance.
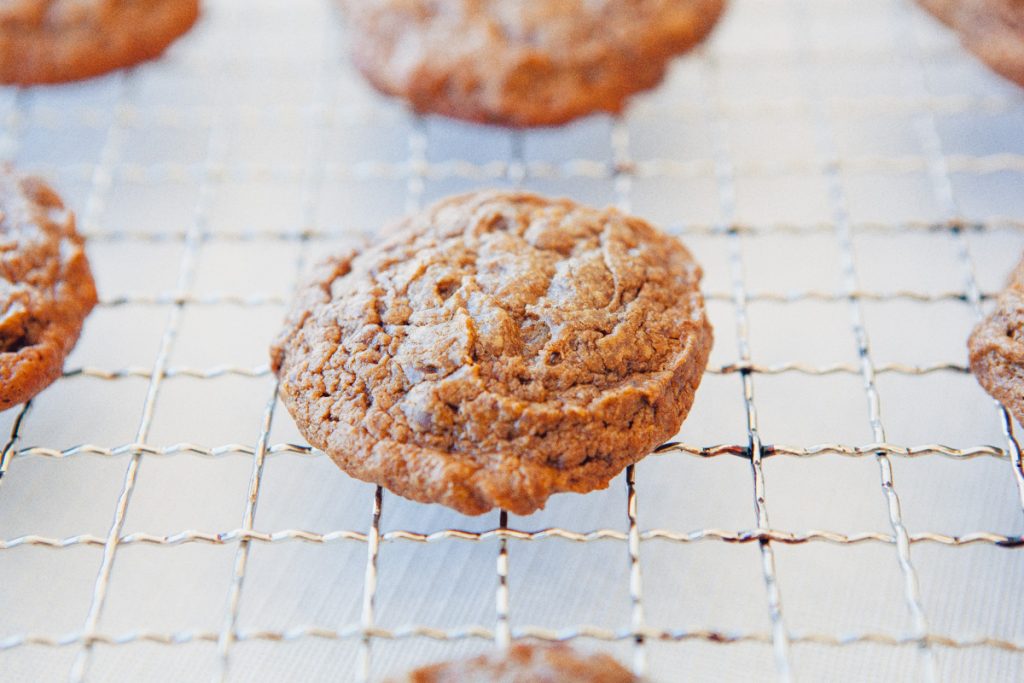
[0,168,97,410]
[918,0,1024,86]
[271,191,712,515]
[337,0,726,127]
[0,0,200,85]
[969,256,1024,425]
[391,643,639,683]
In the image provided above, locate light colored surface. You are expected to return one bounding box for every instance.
[1,0,1024,681]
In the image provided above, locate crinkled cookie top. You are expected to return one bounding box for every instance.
[272,191,712,514]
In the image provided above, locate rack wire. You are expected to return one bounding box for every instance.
[1,0,1023,680]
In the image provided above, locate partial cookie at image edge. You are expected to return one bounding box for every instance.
[0,0,200,85]
[917,0,1024,86]
[387,642,641,683]
[337,0,727,127]
[969,255,1024,427]
[0,167,98,410]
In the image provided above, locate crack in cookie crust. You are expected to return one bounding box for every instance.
[272,191,713,515]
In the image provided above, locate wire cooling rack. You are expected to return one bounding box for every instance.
[2,0,1024,681]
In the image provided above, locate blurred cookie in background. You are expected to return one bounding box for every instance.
[918,0,1024,86]
[0,0,200,85]
[337,0,726,127]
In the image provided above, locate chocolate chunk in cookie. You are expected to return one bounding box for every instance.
[0,167,98,410]
[969,255,1024,425]
[0,0,200,85]
[338,0,726,127]
[390,643,639,683]
[918,0,1024,86]
[271,191,713,515]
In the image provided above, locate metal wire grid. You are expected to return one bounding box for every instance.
[1,0,1024,681]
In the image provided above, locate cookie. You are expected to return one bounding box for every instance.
[969,256,1024,425]
[271,190,712,515]
[337,0,726,127]
[0,0,200,85]
[918,0,1024,86]
[391,643,639,683]
[0,168,98,410]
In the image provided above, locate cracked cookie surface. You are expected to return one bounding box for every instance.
[918,0,1024,86]
[969,256,1024,426]
[0,0,199,84]
[271,191,712,515]
[338,0,726,126]
[390,643,640,682]
[0,168,97,410]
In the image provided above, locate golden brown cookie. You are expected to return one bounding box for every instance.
[337,0,727,127]
[918,0,1024,86]
[271,190,712,515]
[0,0,200,85]
[969,256,1024,424]
[0,167,97,410]
[391,643,640,683]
